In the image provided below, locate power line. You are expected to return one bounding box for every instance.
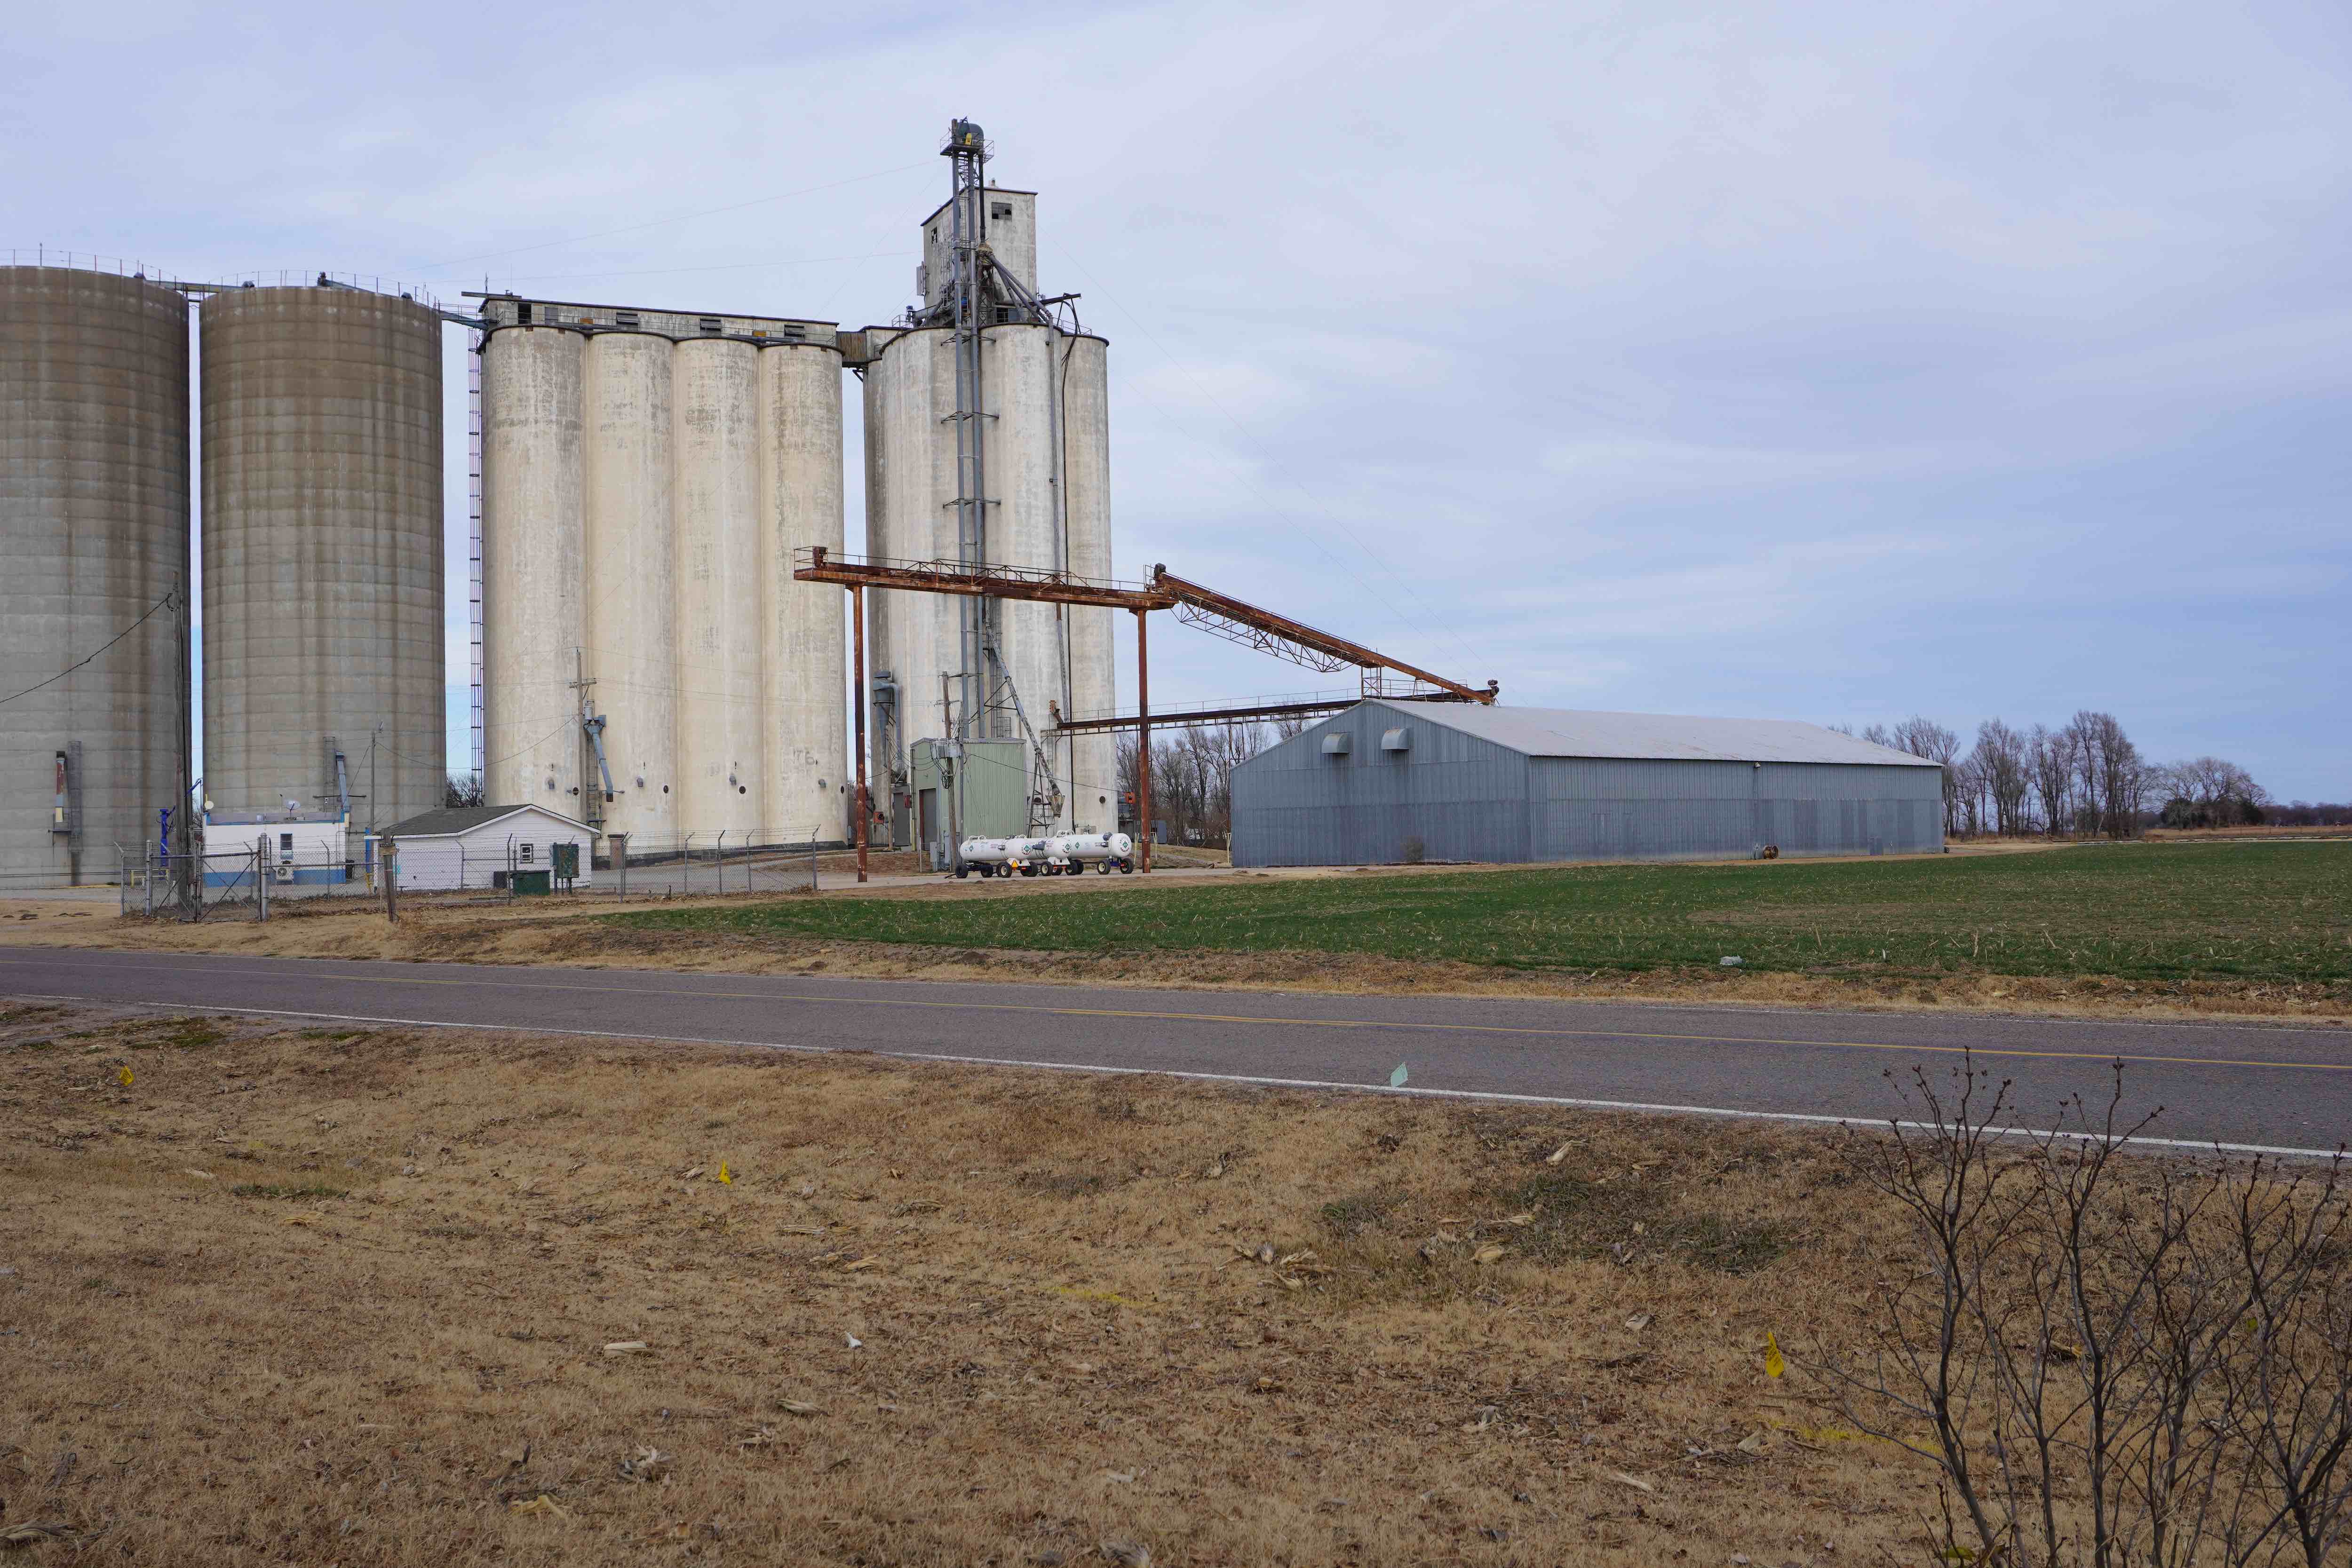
[0,591,174,709]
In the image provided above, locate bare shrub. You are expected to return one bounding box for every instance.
[1810,1060,2352,1566]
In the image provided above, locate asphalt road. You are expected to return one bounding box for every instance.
[5,945,2347,1156]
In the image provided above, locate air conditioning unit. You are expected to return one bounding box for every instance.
[274,863,294,883]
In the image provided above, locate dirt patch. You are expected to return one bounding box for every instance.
[0,999,1962,1564]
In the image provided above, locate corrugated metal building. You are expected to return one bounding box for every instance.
[1231,702,1944,868]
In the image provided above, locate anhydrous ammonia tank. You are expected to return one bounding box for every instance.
[0,266,190,886]
[201,284,444,831]
[1050,831,1133,869]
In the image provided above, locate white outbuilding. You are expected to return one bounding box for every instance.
[376,804,595,892]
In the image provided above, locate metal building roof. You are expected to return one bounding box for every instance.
[377,803,592,839]
[1367,703,1942,767]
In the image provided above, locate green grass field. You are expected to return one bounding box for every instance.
[613,843,2352,983]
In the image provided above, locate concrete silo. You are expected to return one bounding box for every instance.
[477,295,845,850]
[862,124,1118,836]
[480,325,586,816]
[759,343,848,846]
[0,266,190,885]
[582,331,675,844]
[672,338,764,843]
[200,284,444,833]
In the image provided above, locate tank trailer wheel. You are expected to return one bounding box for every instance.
[954,865,969,879]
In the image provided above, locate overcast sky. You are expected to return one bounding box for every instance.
[10,0,2347,798]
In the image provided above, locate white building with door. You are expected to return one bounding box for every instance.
[375,804,595,891]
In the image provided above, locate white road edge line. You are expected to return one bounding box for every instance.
[16,991,2345,1163]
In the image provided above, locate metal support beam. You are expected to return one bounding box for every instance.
[850,584,869,884]
[1134,607,1152,873]
[1049,690,1478,735]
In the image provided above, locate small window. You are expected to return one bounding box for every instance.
[929,226,938,243]
[991,202,1013,221]
[517,302,532,324]
[698,317,723,334]
[616,310,639,328]
[279,832,294,852]
[519,843,535,863]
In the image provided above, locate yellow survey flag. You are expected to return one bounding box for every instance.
[116,1066,134,1087]
[716,1162,732,1185]
[1764,1330,1786,1378]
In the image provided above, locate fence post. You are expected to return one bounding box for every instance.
[716,830,727,896]
[610,832,627,902]
[810,832,819,895]
[256,842,268,922]
[144,843,156,918]
[383,838,398,923]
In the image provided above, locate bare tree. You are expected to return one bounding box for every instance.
[1891,716,1963,834]
[1812,1058,2352,1568]
[1971,720,2031,837]
[2066,711,2149,839]
[2029,722,2077,837]
[2159,757,2270,828]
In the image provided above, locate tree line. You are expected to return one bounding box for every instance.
[1837,712,2346,837]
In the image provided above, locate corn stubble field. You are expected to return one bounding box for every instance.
[0,1001,1986,1565]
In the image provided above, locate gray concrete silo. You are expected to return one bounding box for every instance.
[477,295,846,850]
[0,266,190,885]
[583,331,675,844]
[480,325,586,817]
[672,337,764,843]
[758,342,848,846]
[200,285,444,832]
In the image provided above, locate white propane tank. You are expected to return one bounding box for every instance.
[958,836,1014,865]
[1056,832,1136,871]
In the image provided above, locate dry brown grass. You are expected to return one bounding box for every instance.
[0,998,1955,1565]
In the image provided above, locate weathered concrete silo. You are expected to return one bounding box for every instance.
[582,331,675,844]
[477,295,846,849]
[200,284,444,833]
[0,266,190,885]
[673,337,765,843]
[480,324,586,816]
[862,137,1117,835]
[758,342,848,847]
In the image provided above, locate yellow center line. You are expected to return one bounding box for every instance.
[3,952,2346,1074]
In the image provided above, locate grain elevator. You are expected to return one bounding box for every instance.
[861,120,1119,835]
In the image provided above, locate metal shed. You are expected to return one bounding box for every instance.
[377,804,594,892]
[1230,702,1945,868]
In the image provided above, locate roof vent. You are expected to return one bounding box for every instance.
[1321,733,1352,756]
[1381,727,1412,752]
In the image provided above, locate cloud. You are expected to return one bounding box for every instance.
[5,0,2346,796]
